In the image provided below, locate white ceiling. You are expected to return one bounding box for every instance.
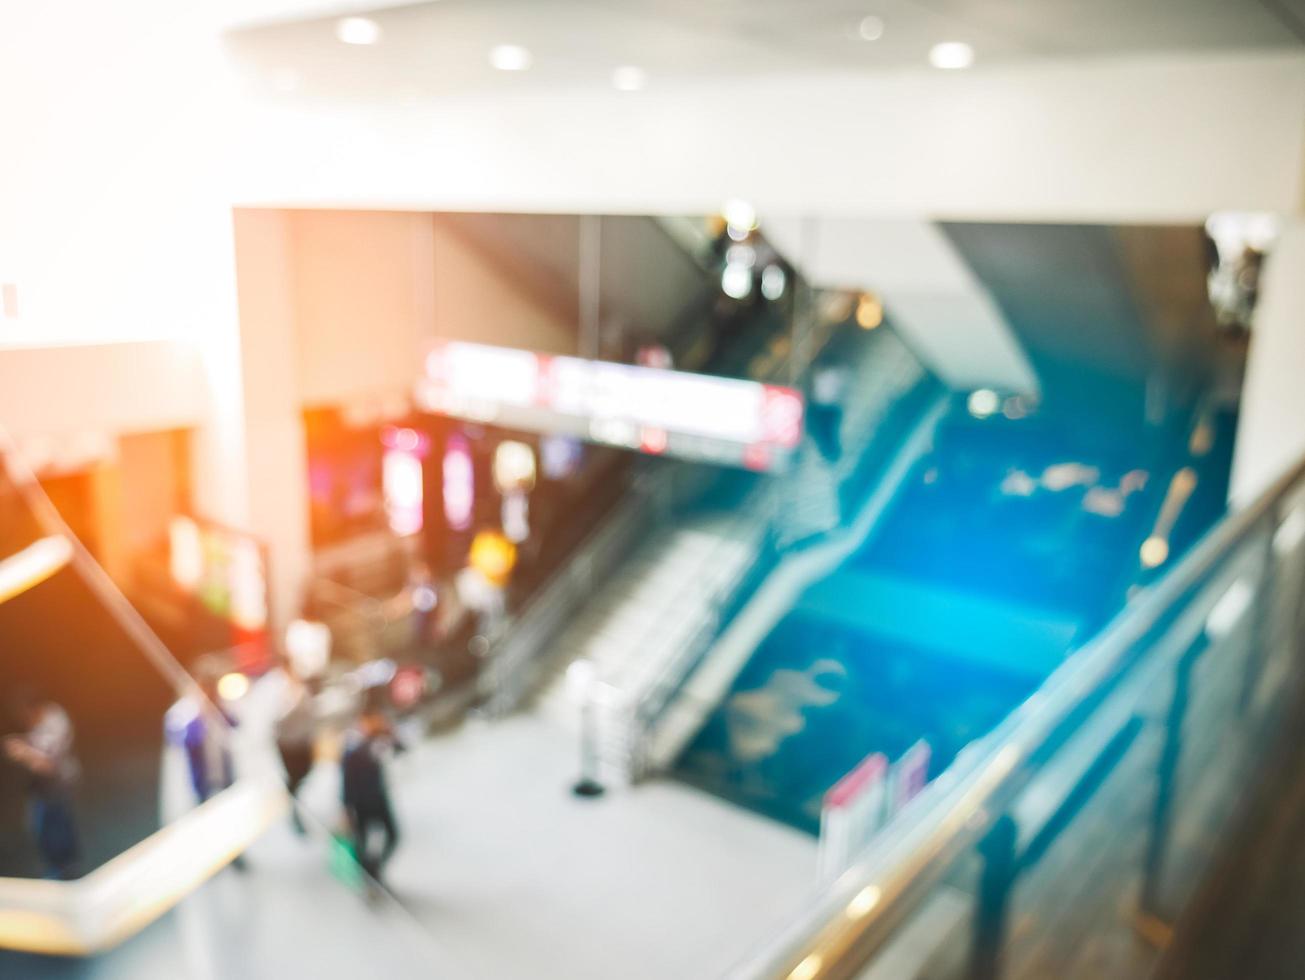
[226,0,1305,99]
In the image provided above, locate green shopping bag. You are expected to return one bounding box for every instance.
[328,832,365,892]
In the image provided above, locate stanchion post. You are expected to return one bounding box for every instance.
[1240,507,1280,714]
[970,815,1018,980]
[1138,636,1200,920]
[571,662,605,798]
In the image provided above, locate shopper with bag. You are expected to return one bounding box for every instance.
[341,696,405,892]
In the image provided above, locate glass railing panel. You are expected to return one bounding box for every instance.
[734,455,1305,980]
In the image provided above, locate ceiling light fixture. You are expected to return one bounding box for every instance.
[612,65,647,92]
[335,16,381,46]
[858,16,885,41]
[490,44,533,71]
[930,41,974,69]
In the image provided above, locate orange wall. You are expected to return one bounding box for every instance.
[281,209,577,411]
[430,219,577,356]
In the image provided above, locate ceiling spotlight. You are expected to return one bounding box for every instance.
[490,44,533,71]
[612,65,647,91]
[722,198,758,235]
[761,265,787,301]
[858,16,885,41]
[336,16,381,46]
[856,292,883,330]
[967,388,999,418]
[930,41,974,69]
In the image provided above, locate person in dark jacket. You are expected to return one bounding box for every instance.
[3,690,82,879]
[341,698,404,887]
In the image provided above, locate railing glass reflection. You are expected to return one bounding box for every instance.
[730,460,1305,980]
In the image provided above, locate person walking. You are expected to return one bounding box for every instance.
[275,669,320,835]
[179,671,237,804]
[167,667,247,869]
[3,690,82,880]
[808,360,847,462]
[341,697,405,890]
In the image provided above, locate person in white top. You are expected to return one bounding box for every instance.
[3,689,82,879]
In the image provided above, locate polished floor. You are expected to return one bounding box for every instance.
[2,673,817,980]
[1154,687,1305,980]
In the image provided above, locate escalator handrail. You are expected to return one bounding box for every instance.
[726,449,1305,980]
[476,297,842,716]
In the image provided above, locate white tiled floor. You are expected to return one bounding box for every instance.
[5,690,818,980]
[311,714,819,980]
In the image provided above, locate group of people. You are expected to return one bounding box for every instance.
[4,667,408,892]
[174,663,408,889]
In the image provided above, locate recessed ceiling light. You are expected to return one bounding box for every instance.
[858,16,885,41]
[930,41,974,69]
[490,44,532,71]
[336,16,381,46]
[722,198,757,234]
[612,65,647,91]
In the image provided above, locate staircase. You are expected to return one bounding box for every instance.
[534,513,762,730]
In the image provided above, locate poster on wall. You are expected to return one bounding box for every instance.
[169,515,270,669]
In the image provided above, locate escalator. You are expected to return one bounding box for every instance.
[461,216,823,718]
[311,213,799,674]
[655,220,1244,839]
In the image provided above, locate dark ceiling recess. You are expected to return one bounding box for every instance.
[940,222,1222,436]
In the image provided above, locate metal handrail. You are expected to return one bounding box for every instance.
[629,328,931,770]
[477,290,846,716]
[728,450,1305,980]
[630,487,778,733]
[478,465,674,714]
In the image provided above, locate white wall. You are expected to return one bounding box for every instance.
[0,342,204,440]
[288,209,432,408]
[1230,221,1305,504]
[225,53,1305,222]
[284,210,578,411]
[430,220,577,354]
[231,209,312,627]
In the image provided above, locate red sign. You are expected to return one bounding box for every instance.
[416,340,805,472]
[389,665,427,710]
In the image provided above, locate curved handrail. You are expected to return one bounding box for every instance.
[0,429,275,950]
[727,450,1305,980]
[0,776,286,955]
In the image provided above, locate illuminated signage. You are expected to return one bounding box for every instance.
[169,516,268,631]
[442,433,474,532]
[416,341,804,472]
[381,426,428,537]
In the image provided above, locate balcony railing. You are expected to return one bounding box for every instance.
[728,452,1305,980]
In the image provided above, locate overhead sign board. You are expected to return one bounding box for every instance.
[415,340,804,472]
